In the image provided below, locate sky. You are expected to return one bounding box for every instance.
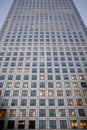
[0,0,87,30]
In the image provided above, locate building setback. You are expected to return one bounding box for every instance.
[0,0,87,129]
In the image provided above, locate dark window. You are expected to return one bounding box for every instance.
[7,120,15,129]
[29,121,35,129]
[0,120,4,129]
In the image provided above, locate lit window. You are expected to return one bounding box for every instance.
[40,75,45,80]
[23,82,28,88]
[29,109,36,117]
[9,69,15,73]
[64,82,70,88]
[17,68,22,73]
[73,82,78,88]
[74,90,81,96]
[83,90,87,96]
[67,99,74,106]
[0,109,6,117]
[19,109,26,117]
[14,82,20,88]
[71,75,77,80]
[56,82,62,88]
[24,68,30,73]
[79,75,85,80]
[40,90,45,96]
[80,120,87,129]
[18,121,25,129]
[70,120,78,129]
[10,109,16,117]
[58,109,66,117]
[76,99,83,106]
[68,109,76,117]
[48,90,54,96]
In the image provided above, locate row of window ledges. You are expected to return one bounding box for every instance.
[1,98,87,107]
[0,119,87,129]
[0,81,87,88]
[0,89,87,97]
[0,107,87,117]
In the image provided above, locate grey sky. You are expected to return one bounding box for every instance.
[0,0,87,30]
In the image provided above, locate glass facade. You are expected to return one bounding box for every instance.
[0,0,87,129]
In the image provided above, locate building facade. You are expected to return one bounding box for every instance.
[0,0,87,129]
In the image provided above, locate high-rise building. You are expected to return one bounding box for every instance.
[0,0,87,129]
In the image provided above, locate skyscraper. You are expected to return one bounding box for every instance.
[0,0,87,129]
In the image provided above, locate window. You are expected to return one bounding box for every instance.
[78,109,85,116]
[49,99,55,106]
[48,82,53,88]
[16,75,21,80]
[80,120,87,129]
[39,109,46,117]
[8,75,13,80]
[7,120,15,129]
[0,120,4,129]
[10,109,16,117]
[32,75,37,80]
[6,82,12,88]
[22,90,28,96]
[2,99,8,106]
[58,109,66,117]
[18,121,25,129]
[31,82,36,88]
[60,120,67,129]
[66,90,72,96]
[24,75,29,80]
[23,82,28,88]
[4,90,10,96]
[11,99,18,106]
[40,90,45,96]
[13,90,19,96]
[74,90,81,96]
[30,99,36,106]
[29,109,36,117]
[14,82,20,88]
[49,109,56,117]
[0,82,3,88]
[68,109,76,117]
[76,99,83,106]
[81,82,87,88]
[39,99,45,106]
[70,120,78,129]
[0,75,5,80]
[21,99,27,106]
[19,109,26,117]
[58,99,64,106]
[31,90,36,96]
[56,82,62,88]
[57,90,63,96]
[83,90,87,96]
[0,109,6,117]
[40,82,45,88]
[29,121,35,129]
[67,99,74,106]
[39,120,46,129]
[49,120,57,129]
